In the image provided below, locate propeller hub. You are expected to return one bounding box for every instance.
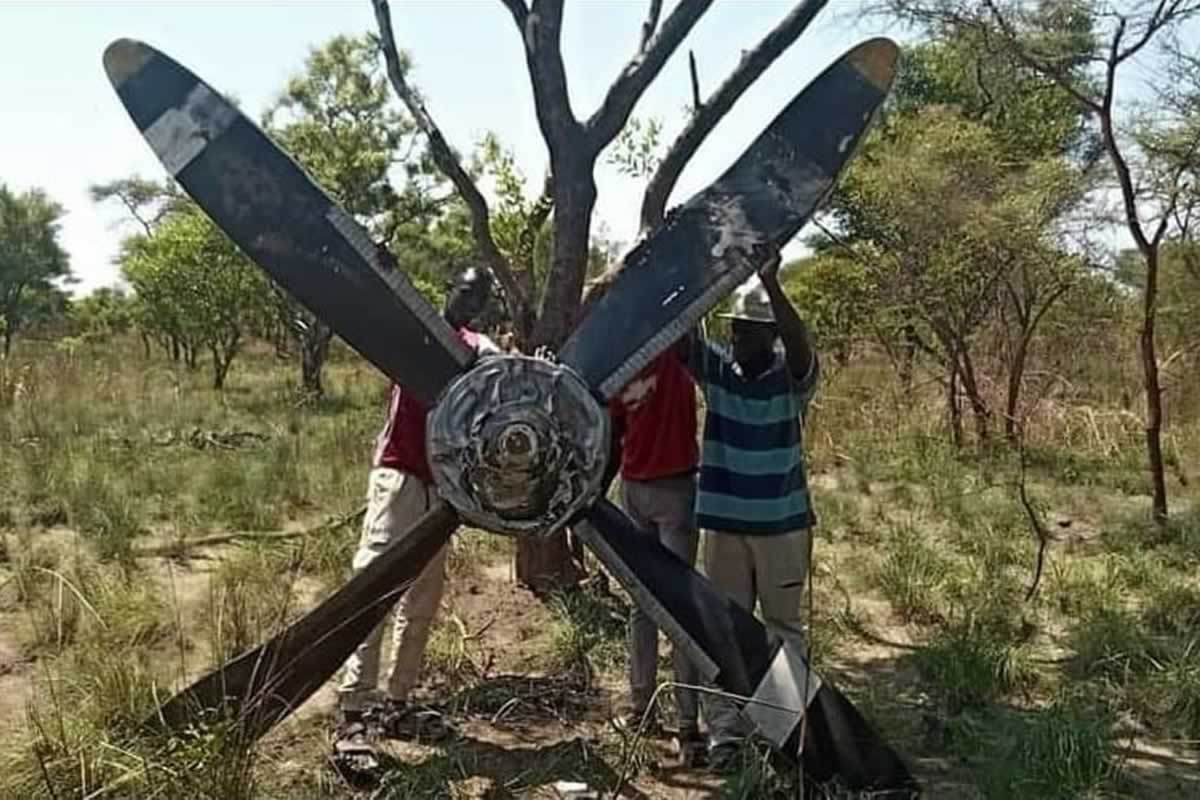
[427,355,609,537]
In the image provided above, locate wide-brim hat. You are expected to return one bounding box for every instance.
[717,282,775,324]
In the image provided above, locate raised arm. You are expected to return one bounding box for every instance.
[759,253,816,384]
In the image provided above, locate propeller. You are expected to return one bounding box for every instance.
[152,504,458,741]
[104,34,915,794]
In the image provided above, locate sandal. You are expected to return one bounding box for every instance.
[371,700,455,742]
[330,719,381,783]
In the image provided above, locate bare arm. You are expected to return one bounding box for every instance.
[601,410,625,496]
[759,253,816,383]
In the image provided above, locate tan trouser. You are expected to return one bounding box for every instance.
[338,467,447,711]
[621,474,701,728]
[702,528,812,747]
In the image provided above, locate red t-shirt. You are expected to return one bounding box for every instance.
[610,353,699,481]
[372,328,494,482]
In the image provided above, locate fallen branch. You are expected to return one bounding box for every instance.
[134,505,366,558]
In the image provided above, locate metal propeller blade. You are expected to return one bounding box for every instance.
[102,38,470,406]
[148,504,458,742]
[576,500,917,795]
[559,38,898,400]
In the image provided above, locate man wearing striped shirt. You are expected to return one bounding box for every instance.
[683,253,819,769]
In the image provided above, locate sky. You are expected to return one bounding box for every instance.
[0,0,906,296]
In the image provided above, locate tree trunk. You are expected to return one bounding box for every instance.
[900,324,918,397]
[2,328,12,358]
[211,332,240,391]
[517,163,597,589]
[1004,333,1030,443]
[299,319,334,399]
[947,360,963,449]
[1140,249,1169,524]
[515,533,585,593]
[530,166,598,349]
[958,347,990,443]
[212,347,229,390]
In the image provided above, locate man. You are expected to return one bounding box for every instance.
[609,353,707,764]
[682,253,819,771]
[577,273,706,766]
[337,266,497,744]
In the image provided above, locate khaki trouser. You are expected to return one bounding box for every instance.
[702,528,813,747]
[621,474,701,728]
[338,467,447,711]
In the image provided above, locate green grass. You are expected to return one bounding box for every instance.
[913,624,1039,712]
[873,522,957,624]
[203,542,307,663]
[545,577,629,677]
[978,698,1117,800]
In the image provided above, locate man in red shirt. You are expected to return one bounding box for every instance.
[586,275,706,765]
[338,266,497,733]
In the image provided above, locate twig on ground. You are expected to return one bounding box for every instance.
[133,505,366,558]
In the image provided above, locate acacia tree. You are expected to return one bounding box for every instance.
[91,177,191,358]
[882,0,1200,521]
[264,34,453,398]
[371,0,831,587]
[0,185,72,357]
[120,208,272,389]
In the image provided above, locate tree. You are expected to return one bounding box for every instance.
[89,177,188,236]
[263,34,458,398]
[0,185,72,357]
[72,286,135,344]
[371,0,831,587]
[780,253,875,369]
[881,0,1200,521]
[816,10,1105,445]
[120,208,272,389]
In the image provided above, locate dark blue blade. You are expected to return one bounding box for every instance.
[560,39,898,400]
[580,500,917,794]
[102,39,470,406]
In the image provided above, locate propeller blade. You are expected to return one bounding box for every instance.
[102,38,470,405]
[559,38,898,400]
[577,500,917,794]
[148,503,458,742]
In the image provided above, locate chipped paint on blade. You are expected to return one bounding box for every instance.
[102,38,153,87]
[143,83,236,176]
[846,38,900,92]
[561,38,899,400]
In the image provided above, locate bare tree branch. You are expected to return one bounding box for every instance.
[371,0,528,319]
[980,0,1103,113]
[640,0,664,51]
[1115,0,1186,64]
[688,50,701,111]
[639,0,827,229]
[585,0,714,155]
[506,0,582,162]
[498,0,528,25]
